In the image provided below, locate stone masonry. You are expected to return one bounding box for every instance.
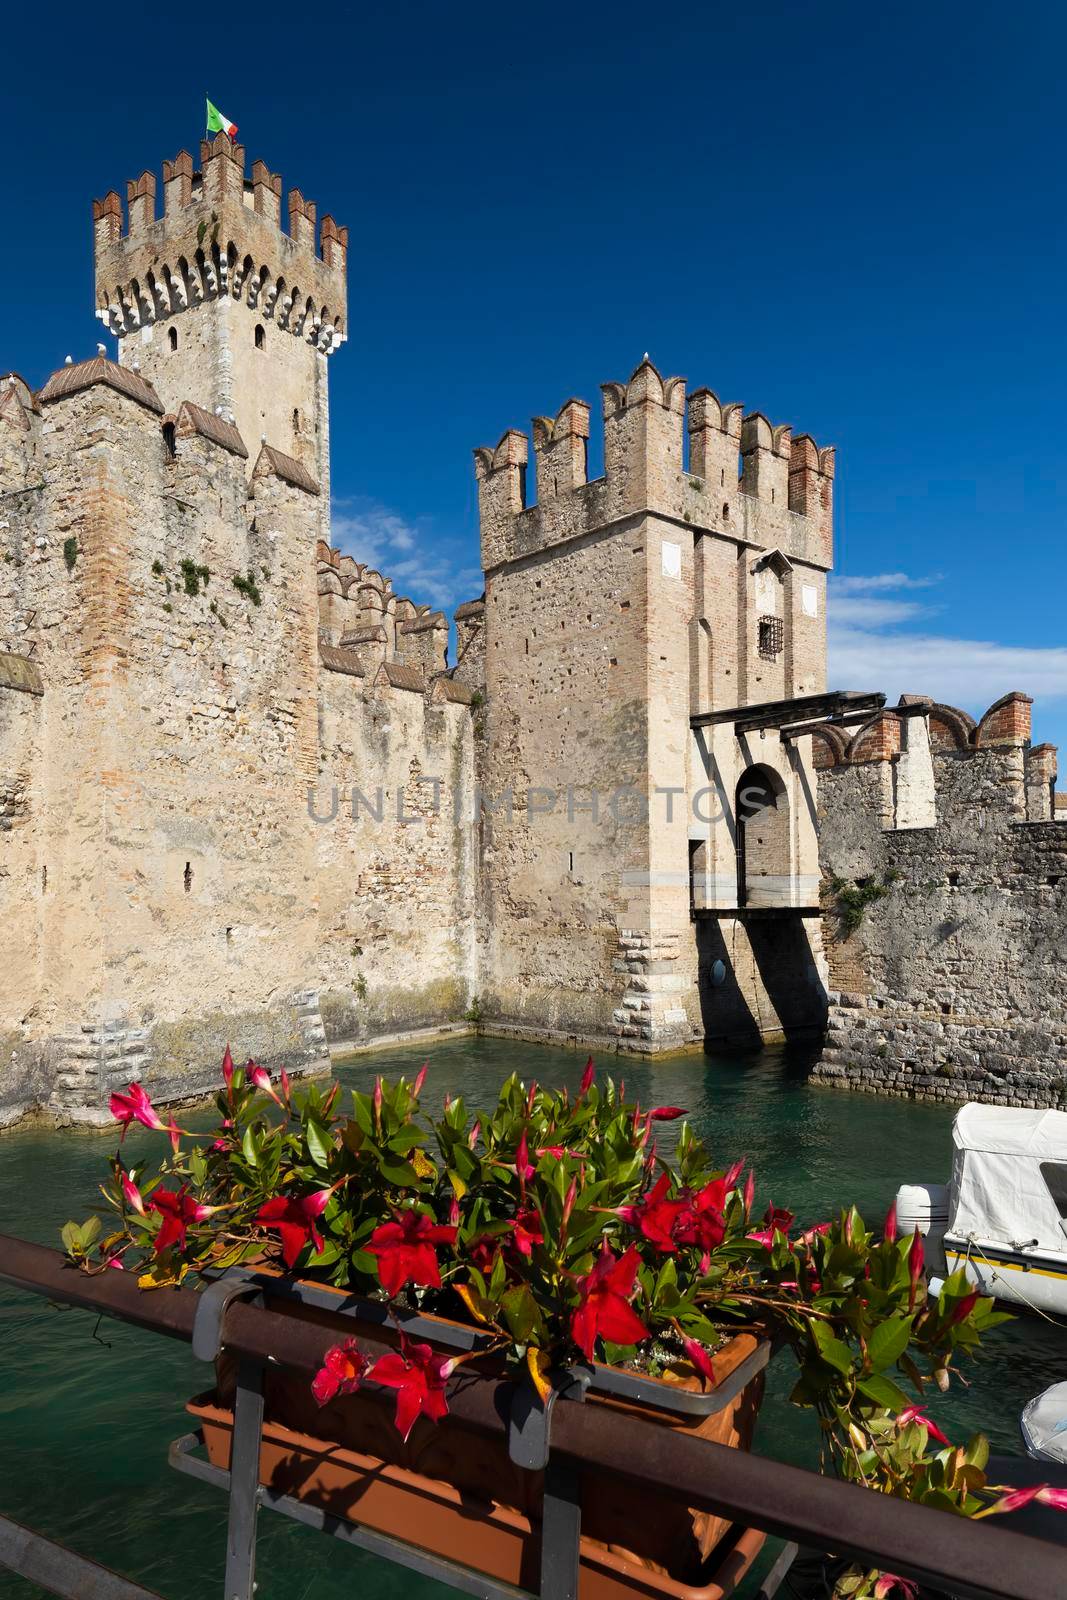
[813,696,1067,1107]
[1,135,1063,1125]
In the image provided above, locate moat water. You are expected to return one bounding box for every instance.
[0,1036,1062,1598]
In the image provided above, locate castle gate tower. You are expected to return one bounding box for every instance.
[93,135,347,538]
[473,360,853,1052]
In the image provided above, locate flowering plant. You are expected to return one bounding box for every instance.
[63,1053,1060,1597]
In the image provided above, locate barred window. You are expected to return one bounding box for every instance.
[757,615,784,659]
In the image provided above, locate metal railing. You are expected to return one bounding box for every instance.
[0,1231,1063,1600]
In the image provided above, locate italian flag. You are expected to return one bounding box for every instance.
[206,99,238,141]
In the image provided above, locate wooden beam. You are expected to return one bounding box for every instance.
[691,690,885,733]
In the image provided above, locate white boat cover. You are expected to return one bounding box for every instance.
[1022,1381,1067,1464]
[948,1105,1067,1252]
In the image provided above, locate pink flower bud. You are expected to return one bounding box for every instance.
[526,1079,538,1113]
[373,1076,383,1126]
[883,1200,898,1243]
[682,1337,716,1390]
[468,1119,480,1149]
[413,1063,428,1099]
[562,1176,578,1228]
[743,1169,755,1215]
[449,1195,460,1227]
[579,1056,595,1097]
[908,1227,925,1309]
[221,1044,234,1090]
[121,1172,145,1216]
[948,1288,979,1326]
[723,1158,745,1190]
[648,1106,686,1122]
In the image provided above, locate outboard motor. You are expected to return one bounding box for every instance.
[893,1182,949,1276]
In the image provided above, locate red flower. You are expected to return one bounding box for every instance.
[677,1177,728,1253]
[579,1056,595,1097]
[948,1288,979,1326]
[149,1187,213,1255]
[908,1227,925,1309]
[256,1190,332,1269]
[311,1338,368,1406]
[367,1210,457,1297]
[249,1062,285,1109]
[647,1106,686,1122]
[620,1172,688,1253]
[514,1131,535,1184]
[121,1171,145,1216]
[747,1205,794,1250]
[110,1083,165,1140]
[571,1245,648,1360]
[681,1336,716,1390]
[466,1235,502,1277]
[897,1405,951,1446]
[221,1044,234,1093]
[370,1337,455,1442]
[883,1201,898,1243]
[512,1206,545,1259]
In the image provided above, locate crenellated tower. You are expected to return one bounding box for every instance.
[93,135,347,531]
[472,357,836,1052]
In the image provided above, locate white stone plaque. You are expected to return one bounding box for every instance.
[661,541,681,579]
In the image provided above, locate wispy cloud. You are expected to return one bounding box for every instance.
[329,496,480,613]
[827,572,1067,724]
[830,596,933,628]
[832,572,943,595]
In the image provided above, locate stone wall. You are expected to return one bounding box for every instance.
[813,697,1067,1107]
[0,358,479,1127]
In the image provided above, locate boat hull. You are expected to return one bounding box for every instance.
[944,1235,1067,1315]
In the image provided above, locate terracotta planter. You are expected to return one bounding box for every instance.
[192,1280,768,1600]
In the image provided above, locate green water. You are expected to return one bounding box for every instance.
[0,1037,1063,1598]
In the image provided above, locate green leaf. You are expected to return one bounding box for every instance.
[377,1153,418,1186]
[811,1320,854,1375]
[858,1374,910,1412]
[305,1120,331,1170]
[867,1314,912,1372]
[241,1124,258,1168]
[500,1283,542,1343]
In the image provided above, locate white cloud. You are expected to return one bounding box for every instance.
[832,572,943,595]
[828,623,1067,707]
[827,569,1067,746]
[830,596,933,628]
[328,496,481,614]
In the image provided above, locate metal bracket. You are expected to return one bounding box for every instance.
[192,1273,261,1363]
[507,1365,592,1471]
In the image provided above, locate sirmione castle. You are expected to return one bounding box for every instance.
[1,137,1065,1125]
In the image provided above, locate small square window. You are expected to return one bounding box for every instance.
[757,615,783,659]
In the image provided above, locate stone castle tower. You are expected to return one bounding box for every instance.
[473,364,836,1052]
[93,134,347,534]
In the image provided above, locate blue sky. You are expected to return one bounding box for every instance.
[4,1,1066,751]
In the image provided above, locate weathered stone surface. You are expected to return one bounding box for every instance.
[814,733,1067,1107]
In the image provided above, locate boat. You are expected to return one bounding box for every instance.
[893,1104,1067,1316]
[1022,1381,1067,1463]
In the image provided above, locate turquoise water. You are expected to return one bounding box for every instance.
[0,1037,1063,1598]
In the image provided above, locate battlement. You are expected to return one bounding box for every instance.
[93,136,347,353]
[814,692,1060,828]
[473,357,834,572]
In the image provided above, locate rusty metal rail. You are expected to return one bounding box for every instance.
[0,1231,1063,1600]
